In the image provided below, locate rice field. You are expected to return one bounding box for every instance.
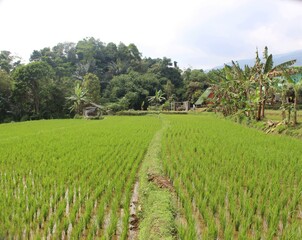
[1,114,302,239]
[162,115,302,239]
[0,117,160,239]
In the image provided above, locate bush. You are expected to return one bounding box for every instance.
[73,114,83,119]
[161,101,171,111]
[161,111,188,115]
[116,110,188,116]
[86,116,104,120]
[276,124,287,133]
[3,117,13,123]
[116,110,153,116]
[147,105,162,111]
[20,115,29,122]
[106,102,127,113]
[30,114,40,120]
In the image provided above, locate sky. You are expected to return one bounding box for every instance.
[0,0,302,70]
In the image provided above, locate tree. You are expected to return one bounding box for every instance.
[0,70,13,121]
[75,37,105,79]
[13,62,54,116]
[106,71,160,110]
[40,83,66,119]
[164,80,175,101]
[283,71,302,125]
[104,42,118,62]
[252,47,296,120]
[211,62,253,117]
[30,43,77,81]
[128,43,142,61]
[148,57,183,88]
[183,68,208,86]
[148,89,166,108]
[0,51,21,73]
[186,81,203,103]
[66,83,88,115]
[83,73,101,103]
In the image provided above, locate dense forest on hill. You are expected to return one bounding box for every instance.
[0,37,215,122]
[1,38,302,124]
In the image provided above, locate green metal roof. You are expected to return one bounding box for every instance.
[195,87,212,105]
[291,73,302,83]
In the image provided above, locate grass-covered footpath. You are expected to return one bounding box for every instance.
[138,116,176,240]
[1,114,302,239]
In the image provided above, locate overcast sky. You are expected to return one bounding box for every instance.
[0,0,301,69]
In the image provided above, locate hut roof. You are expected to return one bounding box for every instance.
[195,87,212,105]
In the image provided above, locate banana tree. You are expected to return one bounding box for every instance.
[252,47,296,120]
[211,63,251,117]
[66,83,88,115]
[283,71,302,125]
[148,89,166,109]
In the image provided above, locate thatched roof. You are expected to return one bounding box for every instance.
[83,102,103,119]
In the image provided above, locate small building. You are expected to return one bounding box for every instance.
[83,103,103,119]
[170,101,189,111]
[195,87,214,107]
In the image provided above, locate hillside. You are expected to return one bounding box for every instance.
[215,49,302,69]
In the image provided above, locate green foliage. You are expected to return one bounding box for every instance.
[66,83,88,115]
[148,89,166,108]
[0,70,13,122]
[0,50,21,73]
[183,68,209,101]
[106,71,161,110]
[212,47,296,121]
[83,73,101,103]
[0,37,224,121]
[12,61,54,118]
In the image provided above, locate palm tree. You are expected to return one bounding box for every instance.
[148,89,166,109]
[67,83,88,115]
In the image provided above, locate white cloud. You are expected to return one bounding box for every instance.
[0,0,302,69]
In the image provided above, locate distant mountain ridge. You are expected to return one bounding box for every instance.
[215,50,302,69]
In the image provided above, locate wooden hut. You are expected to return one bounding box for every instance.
[83,103,103,119]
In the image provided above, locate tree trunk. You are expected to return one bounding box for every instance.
[281,93,286,122]
[261,99,265,119]
[261,87,269,119]
[282,109,286,122]
[34,97,40,115]
[257,103,261,120]
[257,81,263,121]
[293,96,297,126]
[32,88,40,115]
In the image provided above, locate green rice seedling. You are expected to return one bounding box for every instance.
[224,225,233,240]
[106,213,118,238]
[0,116,160,238]
[161,114,302,238]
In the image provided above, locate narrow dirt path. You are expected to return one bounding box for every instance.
[130,115,177,240]
[128,181,139,239]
